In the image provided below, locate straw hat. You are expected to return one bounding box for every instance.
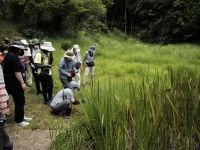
[40,42,55,51]
[64,48,74,58]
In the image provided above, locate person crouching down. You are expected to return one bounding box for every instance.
[34,42,55,104]
[50,88,79,116]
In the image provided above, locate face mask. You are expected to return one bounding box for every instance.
[18,49,24,56]
[89,51,93,57]
[65,57,72,61]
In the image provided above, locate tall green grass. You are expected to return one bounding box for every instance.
[50,31,200,149]
[53,67,200,149]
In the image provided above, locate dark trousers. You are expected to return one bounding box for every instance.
[51,100,71,116]
[0,115,13,150]
[31,67,42,93]
[12,91,25,123]
[39,74,53,102]
[7,86,25,123]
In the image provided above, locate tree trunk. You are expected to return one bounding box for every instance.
[124,0,127,34]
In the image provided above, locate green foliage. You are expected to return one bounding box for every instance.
[131,0,200,43]
[0,0,113,36]
[50,32,200,149]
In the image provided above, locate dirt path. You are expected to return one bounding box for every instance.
[6,127,55,150]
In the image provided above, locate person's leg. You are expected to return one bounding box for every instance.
[90,67,95,87]
[82,67,90,86]
[51,100,70,115]
[39,74,49,103]
[47,75,53,101]
[75,69,81,87]
[31,67,42,94]
[0,118,3,150]
[12,92,25,123]
[26,64,32,86]
[2,127,13,149]
[60,78,69,89]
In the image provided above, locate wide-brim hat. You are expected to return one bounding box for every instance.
[64,48,74,58]
[21,39,29,46]
[10,45,26,50]
[40,42,55,51]
[73,44,80,52]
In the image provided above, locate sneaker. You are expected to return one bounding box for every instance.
[16,121,29,127]
[24,116,32,121]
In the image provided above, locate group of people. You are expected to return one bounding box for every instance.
[0,37,96,149]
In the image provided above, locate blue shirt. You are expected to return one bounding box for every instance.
[59,57,76,79]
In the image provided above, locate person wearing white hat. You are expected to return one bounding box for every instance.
[34,41,55,104]
[3,42,32,127]
[59,48,79,90]
[82,45,96,87]
[20,39,33,86]
[72,44,82,87]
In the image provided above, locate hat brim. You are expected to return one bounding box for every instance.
[11,45,25,50]
[40,45,55,51]
[75,48,80,52]
[64,55,75,58]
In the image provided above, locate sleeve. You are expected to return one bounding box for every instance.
[72,61,77,72]
[11,55,22,73]
[59,58,68,76]
[49,52,53,65]
[83,52,87,62]
[34,52,42,64]
[78,53,82,63]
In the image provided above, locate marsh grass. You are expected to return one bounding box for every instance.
[54,67,200,149]
[3,28,199,149]
[51,31,200,149]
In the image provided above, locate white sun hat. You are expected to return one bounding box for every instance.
[10,44,26,50]
[21,39,29,46]
[40,42,55,51]
[73,44,80,52]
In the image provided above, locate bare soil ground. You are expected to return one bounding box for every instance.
[6,127,56,150]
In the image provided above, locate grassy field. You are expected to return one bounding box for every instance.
[4,29,200,149]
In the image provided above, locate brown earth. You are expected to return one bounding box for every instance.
[6,127,57,150]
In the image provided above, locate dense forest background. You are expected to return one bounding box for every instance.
[0,0,200,43]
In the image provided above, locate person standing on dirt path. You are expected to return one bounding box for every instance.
[34,42,55,105]
[3,42,32,127]
[72,44,82,88]
[0,47,13,149]
[29,38,43,95]
[59,48,79,90]
[82,45,96,87]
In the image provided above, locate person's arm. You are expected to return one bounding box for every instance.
[15,72,26,90]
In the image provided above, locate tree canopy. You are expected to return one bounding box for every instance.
[0,0,200,43]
